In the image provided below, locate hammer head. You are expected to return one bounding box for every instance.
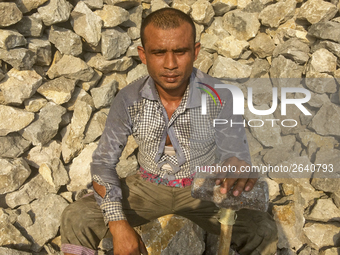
[191,176,269,212]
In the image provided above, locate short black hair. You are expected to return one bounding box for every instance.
[140,8,196,47]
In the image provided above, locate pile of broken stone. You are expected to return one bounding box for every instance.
[0,0,340,254]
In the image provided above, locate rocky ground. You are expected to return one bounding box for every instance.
[0,0,340,254]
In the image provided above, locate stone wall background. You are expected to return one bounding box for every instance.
[0,0,340,254]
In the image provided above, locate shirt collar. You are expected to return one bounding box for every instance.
[140,67,202,108]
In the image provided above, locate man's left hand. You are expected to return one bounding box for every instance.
[215,157,257,196]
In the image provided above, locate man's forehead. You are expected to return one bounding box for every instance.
[143,23,194,47]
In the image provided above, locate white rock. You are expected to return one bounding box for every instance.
[216,35,249,59]
[71,1,103,47]
[84,108,109,143]
[91,82,118,109]
[303,223,340,248]
[191,0,215,25]
[259,0,296,28]
[94,5,129,28]
[64,87,95,111]
[212,0,237,16]
[0,158,31,195]
[37,76,77,105]
[306,198,340,222]
[308,48,337,74]
[39,158,70,190]
[85,53,134,73]
[0,2,23,27]
[0,29,26,50]
[15,0,49,13]
[67,142,98,191]
[0,105,34,136]
[126,64,148,84]
[101,28,131,60]
[37,0,72,26]
[298,0,338,24]
[26,140,62,168]
[209,55,252,79]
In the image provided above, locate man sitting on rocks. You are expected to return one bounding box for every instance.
[61,8,278,255]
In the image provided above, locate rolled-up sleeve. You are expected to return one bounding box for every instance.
[90,91,132,223]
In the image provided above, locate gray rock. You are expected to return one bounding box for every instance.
[5,174,57,208]
[106,0,141,9]
[15,0,48,13]
[48,26,82,56]
[272,201,305,249]
[26,194,69,252]
[244,78,273,106]
[27,37,52,66]
[91,82,118,109]
[297,132,336,150]
[200,32,219,53]
[0,105,34,136]
[306,198,340,222]
[321,248,340,255]
[64,87,95,111]
[20,103,66,146]
[0,133,30,158]
[101,28,131,60]
[243,0,265,13]
[24,95,47,112]
[71,1,103,47]
[84,108,109,143]
[307,92,331,108]
[128,26,141,40]
[0,29,26,50]
[211,0,237,16]
[223,10,260,41]
[310,103,340,136]
[249,33,275,59]
[78,69,102,91]
[61,101,93,163]
[303,223,340,249]
[0,68,42,105]
[11,13,44,37]
[209,55,252,79]
[312,40,340,59]
[85,53,133,73]
[259,0,296,28]
[116,154,139,178]
[191,0,214,25]
[308,48,337,74]
[298,0,338,25]
[79,0,104,9]
[126,38,142,58]
[331,191,340,209]
[141,215,205,255]
[0,247,31,255]
[101,71,127,90]
[0,158,31,194]
[60,111,73,128]
[245,129,263,156]
[37,0,72,26]
[0,209,31,249]
[262,146,295,167]
[37,77,77,105]
[172,0,191,14]
[47,54,95,81]
[39,158,69,190]
[308,21,340,44]
[25,140,61,168]
[269,55,303,86]
[273,38,310,64]
[216,35,249,59]
[205,17,230,40]
[126,64,148,84]
[0,48,36,70]
[0,3,23,27]
[305,71,337,94]
[250,58,270,78]
[194,50,214,74]
[150,0,169,12]
[244,104,283,147]
[94,5,129,28]
[67,142,98,191]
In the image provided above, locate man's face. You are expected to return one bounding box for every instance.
[138,22,201,92]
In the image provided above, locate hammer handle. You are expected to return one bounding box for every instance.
[218,223,233,255]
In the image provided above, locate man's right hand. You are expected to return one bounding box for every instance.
[109,220,148,255]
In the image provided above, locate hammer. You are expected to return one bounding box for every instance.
[191,174,269,255]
